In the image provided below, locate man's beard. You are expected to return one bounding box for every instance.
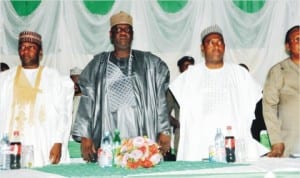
[21,56,39,67]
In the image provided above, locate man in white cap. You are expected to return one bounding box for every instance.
[170,25,268,161]
[0,31,74,167]
[71,11,171,162]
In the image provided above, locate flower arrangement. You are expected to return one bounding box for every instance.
[114,136,162,169]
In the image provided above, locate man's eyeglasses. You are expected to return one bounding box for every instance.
[112,27,132,34]
[19,44,38,51]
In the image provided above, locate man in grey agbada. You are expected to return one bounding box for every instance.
[71,11,171,162]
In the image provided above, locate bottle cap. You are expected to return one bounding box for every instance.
[13,131,20,136]
[104,131,111,136]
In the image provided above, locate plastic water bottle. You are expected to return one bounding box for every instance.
[0,134,10,170]
[10,131,21,169]
[225,126,236,163]
[98,131,113,168]
[214,128,226,163]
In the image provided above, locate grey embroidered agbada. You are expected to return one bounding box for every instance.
[71,50,170,149]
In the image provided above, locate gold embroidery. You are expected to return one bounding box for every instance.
[9,66,44,138]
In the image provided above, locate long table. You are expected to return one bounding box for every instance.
[1,158,299,178]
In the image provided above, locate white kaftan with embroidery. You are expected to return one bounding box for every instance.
[170,62,268,161]
[0,66,73,167]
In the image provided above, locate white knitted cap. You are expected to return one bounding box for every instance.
[201,24,223,41]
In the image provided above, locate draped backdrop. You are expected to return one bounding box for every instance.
[0,0,299,85]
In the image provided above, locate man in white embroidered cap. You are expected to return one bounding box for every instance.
[71,11,171,162]
[0,31,74,167]
[170,25,268,161]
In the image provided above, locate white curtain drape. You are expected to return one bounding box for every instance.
[0,0,299,85]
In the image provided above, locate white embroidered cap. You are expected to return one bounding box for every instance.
[70,67,82,75]
[201,24,223,42]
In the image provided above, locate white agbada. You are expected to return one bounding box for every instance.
[170,62,268,161]
[0,66,74,167]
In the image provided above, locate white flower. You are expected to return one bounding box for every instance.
[145,138,155,145]
[150,153,162,165]
[121,153,130,167]
[132,136,145,147]
[120,145,128,153]
[129,149,143,161]
[114,136,162,169]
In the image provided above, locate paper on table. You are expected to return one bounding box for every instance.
[290,153,300,158]
[244,138,269,161]
[249,157,300,172]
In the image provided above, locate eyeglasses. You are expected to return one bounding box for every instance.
[112,27,132,34]
[19,44,38,51]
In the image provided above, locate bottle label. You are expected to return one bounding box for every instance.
[10,143,21,155]
[225,137,236,163]
[208,145,216,162]
[98,147,113,167]
[225,137,235,149]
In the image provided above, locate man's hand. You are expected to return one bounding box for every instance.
[49,143,62,164]
[267,143,285,157]
[81,137,96,162]
[158,132,171,156]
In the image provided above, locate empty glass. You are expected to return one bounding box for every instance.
[21,145,34,168]
[235,139,246,163]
